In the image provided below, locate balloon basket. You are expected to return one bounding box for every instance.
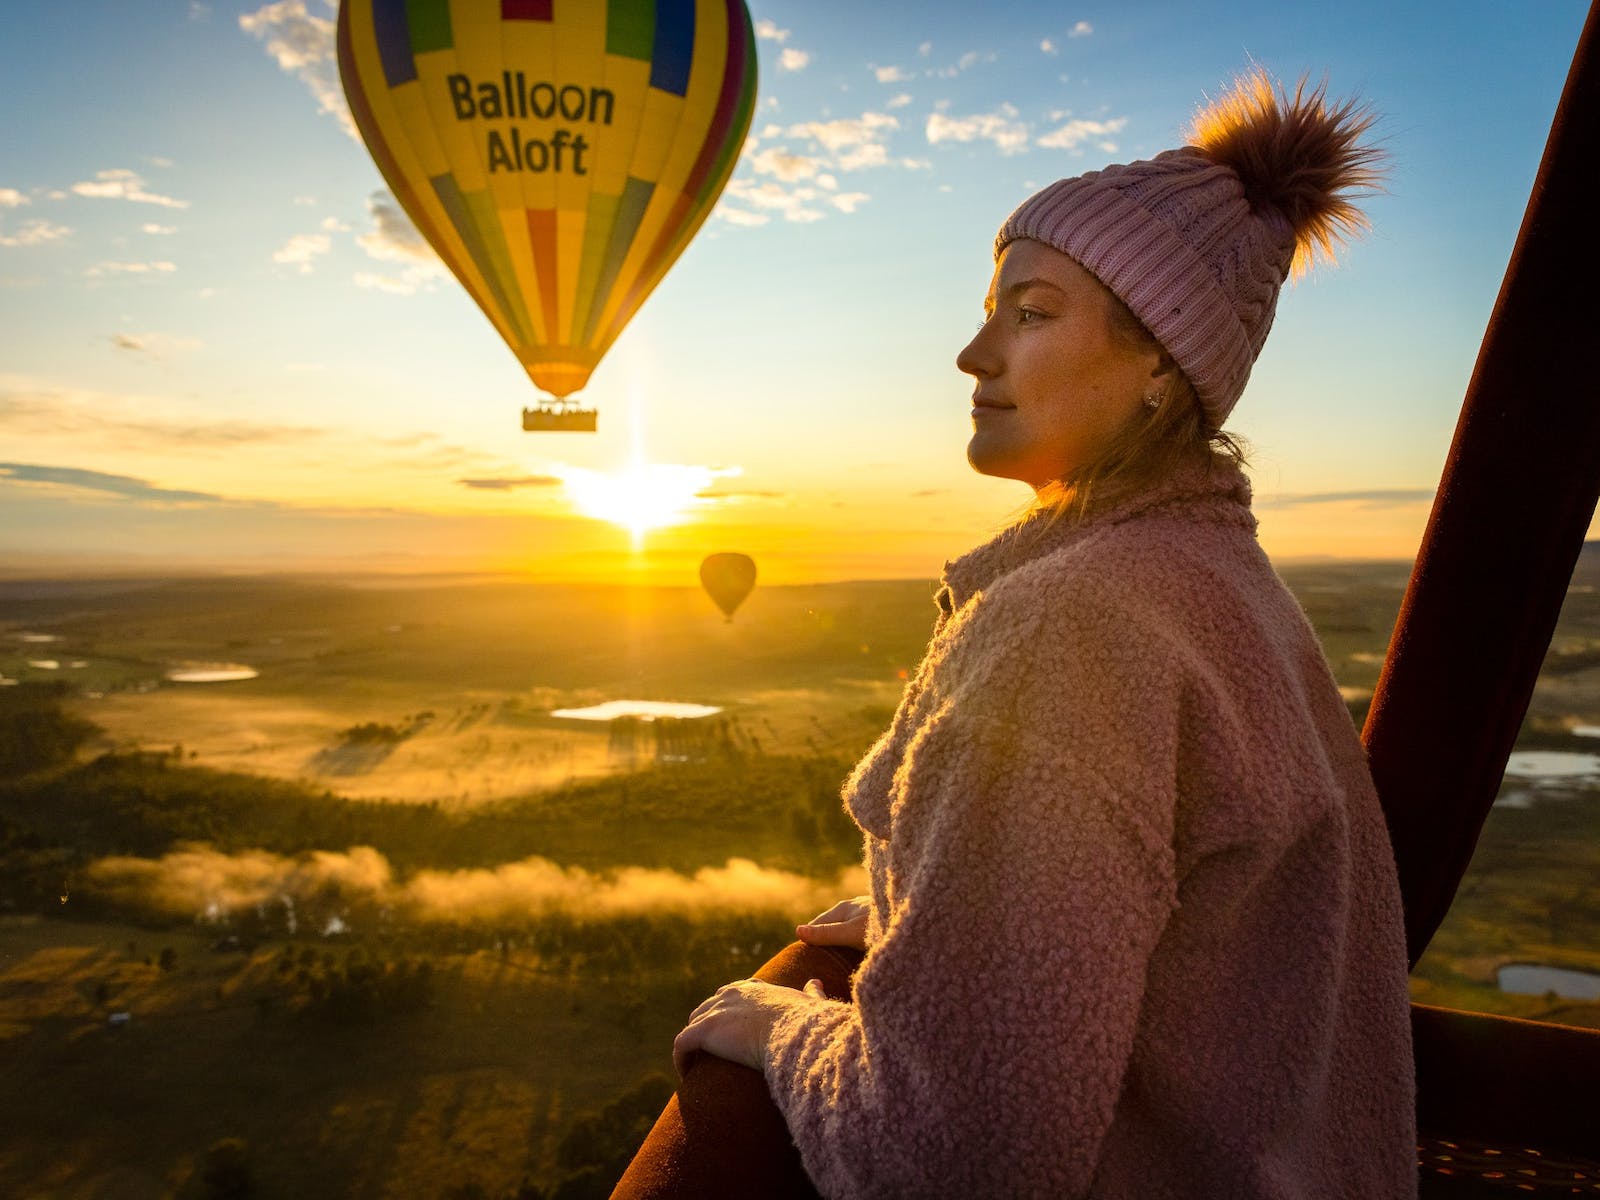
[522,404,598,433]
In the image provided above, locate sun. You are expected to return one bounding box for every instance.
[557,461,726,539]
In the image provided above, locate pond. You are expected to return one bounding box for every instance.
[549,700,722,722]
[165,665,260,684]
[1502,750,1600,782]
[1497,963,1600,1001]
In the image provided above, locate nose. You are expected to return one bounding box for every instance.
[957,319,995,380]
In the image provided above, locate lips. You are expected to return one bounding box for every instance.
[971,395,1014,410]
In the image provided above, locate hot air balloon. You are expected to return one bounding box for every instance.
[336,0,758,432]
[699,552,755,622]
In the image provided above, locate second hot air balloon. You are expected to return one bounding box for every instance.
[700,552,756,622]
[337,0,758,431]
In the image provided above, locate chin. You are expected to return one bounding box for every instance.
[966,435,1031,485]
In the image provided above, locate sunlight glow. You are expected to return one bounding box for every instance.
[556,460,735,539]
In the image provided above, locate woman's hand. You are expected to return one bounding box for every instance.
[796,894,872,951]
[672,977,828,1077]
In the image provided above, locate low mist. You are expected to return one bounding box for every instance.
[85,844,867,925]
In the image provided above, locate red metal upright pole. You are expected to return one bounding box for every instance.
[1362,0,1600,967]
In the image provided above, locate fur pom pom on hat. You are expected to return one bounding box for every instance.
[996,71,1383,428]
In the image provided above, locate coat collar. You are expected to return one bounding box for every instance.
[935,457,1256,618]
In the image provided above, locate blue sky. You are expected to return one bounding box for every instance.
[0,0,1590,578]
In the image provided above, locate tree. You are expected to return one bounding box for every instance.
[194,1137,254,1199]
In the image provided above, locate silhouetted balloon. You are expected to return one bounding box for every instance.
[337,0,758,415]
[699,553,756,622]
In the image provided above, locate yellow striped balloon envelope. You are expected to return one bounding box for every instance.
[337,0,758,427]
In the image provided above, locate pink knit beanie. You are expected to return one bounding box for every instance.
[996,72,1382,429]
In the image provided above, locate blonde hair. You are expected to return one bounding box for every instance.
[1033,289,1250,525]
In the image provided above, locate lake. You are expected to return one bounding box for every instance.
[1503,750,1600,782]
[549,700,722,722]
[1497,963,1600,1001]
[165,665,260,684]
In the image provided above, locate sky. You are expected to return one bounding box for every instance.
[0,0,1590,583]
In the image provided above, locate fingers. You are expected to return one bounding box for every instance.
[802,977,826,999]
[684,980,741,1023]
[672,1027,699,1078]
[796,920,841,945]
[806,900,851,925]
[798,914,867,948]
[798,897,871,947]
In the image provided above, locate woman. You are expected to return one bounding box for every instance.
[650,71,1416,1198]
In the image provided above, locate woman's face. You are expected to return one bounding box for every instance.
[957,239,1165,490]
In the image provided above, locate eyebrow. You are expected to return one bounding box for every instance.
[984,276,1070,312]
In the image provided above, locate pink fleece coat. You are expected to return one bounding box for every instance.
[761,458,1417,1199]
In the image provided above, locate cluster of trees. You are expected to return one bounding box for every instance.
[540,1073,675,1199]
[426,1071,721,1199]
[337,710,435,745]
[0,683,100,776]
[258,945,434,1026]
[178,1136,256,1200]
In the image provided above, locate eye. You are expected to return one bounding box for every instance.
[1015,306,1044,325]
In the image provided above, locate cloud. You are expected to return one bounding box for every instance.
[750,146,825,183]
[353,271,420,295]
[86,844,868,924]
[239,0,356,140]
[718,112,905,225]
[926,105,1031,155]
[788,111,900,157]
[1036,116,1128,153]
[1258,488,1437,511]
[713,204,769,227]
[929,50,995,79]
[110,331,202,358]
[0,188,27,208]
[722,178,823,223]
[273,231,332,273]
[457,474,563,491]
[695,486,786,500]
[86,260,177,276]
[0,462,222,504]
[1069,20,1094,37]
[0,382,325,450]
[141,222,177,235]
[726,178,846,221]
[873,64,913,83]
[725,180,810,211]
[352,190,445,293]
[752,18,807,71]
[1041,38,1058,55]
[0,219,71,247]
[826,192,870,214]
[69,168,188,209]
[917,41,933,57]
[886,93,912,110]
